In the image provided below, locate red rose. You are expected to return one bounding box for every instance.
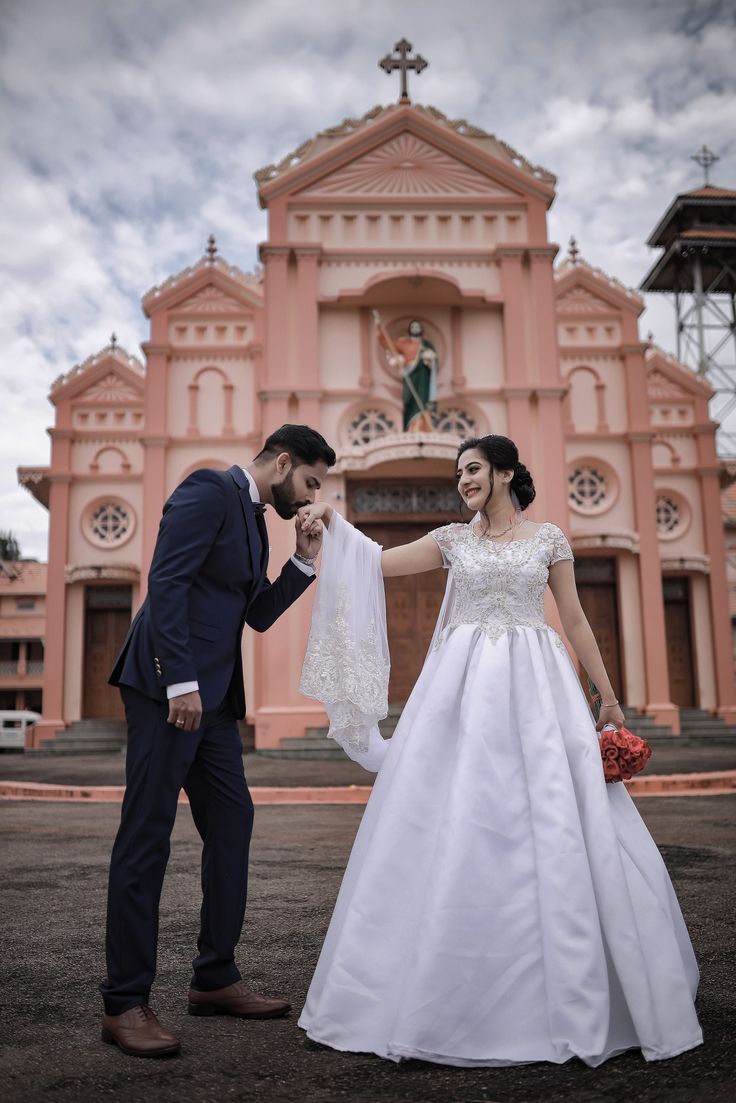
[599,725,652,784]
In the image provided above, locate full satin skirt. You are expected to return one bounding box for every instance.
[299,625,703,1066]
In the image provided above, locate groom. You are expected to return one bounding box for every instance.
[100,424,336,1058]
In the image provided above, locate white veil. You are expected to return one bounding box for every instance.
[299,510,391,772]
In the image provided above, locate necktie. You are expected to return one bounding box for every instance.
[253,503,268,572]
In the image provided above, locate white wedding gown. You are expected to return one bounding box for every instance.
[299,521,702,1067]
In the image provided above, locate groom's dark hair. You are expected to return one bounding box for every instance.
[254,424,336,469]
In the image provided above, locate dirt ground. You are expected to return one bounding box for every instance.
[1,737,734,788]
[1,794,734,1103]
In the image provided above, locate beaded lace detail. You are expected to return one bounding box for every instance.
[430,522,573,653]
[300,582,389,750]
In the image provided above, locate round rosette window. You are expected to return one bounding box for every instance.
[567,457,619,516]
[655,491,691,541]
[83,498,136,549]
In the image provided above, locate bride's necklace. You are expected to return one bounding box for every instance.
[475,511,526,547]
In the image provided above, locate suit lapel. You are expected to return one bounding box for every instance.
[228,466,264,581]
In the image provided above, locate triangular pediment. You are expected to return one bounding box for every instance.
[297,132,518,199]
[50,351,145,405]
[257,104,556,208]
[175,284,246,315]
[555,263,643,316]
[77,370,143,403]
[143,257,263,316]
[647,368,690,401]
[556,286,617,315]
[645,349,712,400]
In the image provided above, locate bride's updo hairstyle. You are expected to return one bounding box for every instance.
[457,435,536,511]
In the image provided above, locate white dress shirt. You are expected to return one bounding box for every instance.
[166,468,315,700]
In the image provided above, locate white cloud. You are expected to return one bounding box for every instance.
[1,0,735,559]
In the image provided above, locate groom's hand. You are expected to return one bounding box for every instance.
[167,690,203,732]
[295,508,324,560]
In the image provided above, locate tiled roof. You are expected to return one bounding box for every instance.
[0,562,47,593]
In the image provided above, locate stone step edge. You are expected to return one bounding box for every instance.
[1,772,735,804]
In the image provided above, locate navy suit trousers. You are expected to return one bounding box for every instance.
[100,686,254,1015]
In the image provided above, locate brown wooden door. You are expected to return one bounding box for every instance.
[663,578,695,707]
[361,523,447,704]
[574,558,623,704]
[83,586,132,719]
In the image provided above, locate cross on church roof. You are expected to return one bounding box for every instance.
[379,38,428,104]
[567,236,580,264]
[691,144,719,186]
[206,234,218,262]
[109,332,118,350]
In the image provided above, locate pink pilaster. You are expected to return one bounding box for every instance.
[295,247,321,389]
[140,340,170,588]
[261,247,291,391]
[33,471,71,747]
[695,415,736,722]
[623,345,679,733]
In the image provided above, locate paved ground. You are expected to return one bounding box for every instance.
[1,793,734,1103]
[1,738,735,788]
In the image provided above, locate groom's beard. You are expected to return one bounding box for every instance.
[270,473,308,519]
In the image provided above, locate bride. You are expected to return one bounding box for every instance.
[296,434,702,1068]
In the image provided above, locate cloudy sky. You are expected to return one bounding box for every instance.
[1,0,735,560]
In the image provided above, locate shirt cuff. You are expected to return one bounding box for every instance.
[166,680,199,699]
[290,553,316,577]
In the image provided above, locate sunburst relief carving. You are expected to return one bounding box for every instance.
[302,134,510,197]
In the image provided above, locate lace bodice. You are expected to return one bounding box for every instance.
[430,521,573,649]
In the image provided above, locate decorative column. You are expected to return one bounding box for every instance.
[294,245,323,427]
[622,343,679,732]
[33,469,72,747]
[260,246,292,436]
[695,413,736,721]
[499,249,534,465]
[450,306,466,389]
[140,335,170,591]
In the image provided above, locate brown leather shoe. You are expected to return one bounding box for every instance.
[188,980,291,1019]
[101,1004,180,1058]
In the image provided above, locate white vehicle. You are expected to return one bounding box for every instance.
[0,710,41,750]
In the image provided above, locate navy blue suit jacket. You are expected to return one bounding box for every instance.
[110,465,314,717]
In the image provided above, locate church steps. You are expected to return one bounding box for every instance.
[34,719,127,755]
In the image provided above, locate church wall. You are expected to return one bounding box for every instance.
[319,309,363,389]
[71,441,144,475]
[617,554,646,708]
[318,259,501,300]
[461,308,504,389]
[691,573,717,709]
[288,207,528,250]
[165,354,256,440]
[63,584,84,723]
[654,473,705,556]
[67,481,143,567]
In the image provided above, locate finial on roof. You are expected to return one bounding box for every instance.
[567,236,580,264]
[646,330,654,343]
[109,332,118,350]
[206,234,218,263]
[691,144,719,186]
[379,38,428,104]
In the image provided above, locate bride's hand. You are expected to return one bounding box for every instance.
[596,702,625,732]
[299,502,332,532]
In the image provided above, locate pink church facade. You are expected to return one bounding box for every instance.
[19,101,736,748]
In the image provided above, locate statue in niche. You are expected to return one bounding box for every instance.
[373,312,438,432]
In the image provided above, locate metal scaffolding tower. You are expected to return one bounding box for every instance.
[641,149,736,455]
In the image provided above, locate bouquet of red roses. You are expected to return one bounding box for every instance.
[598,723,652,783]
[588,678,652,784]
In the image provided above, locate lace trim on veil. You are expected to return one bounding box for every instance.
[299,511,390,771]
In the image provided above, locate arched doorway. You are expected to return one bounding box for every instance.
[348,462,459,704]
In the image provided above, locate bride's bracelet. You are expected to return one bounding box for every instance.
[600,699,619,708]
